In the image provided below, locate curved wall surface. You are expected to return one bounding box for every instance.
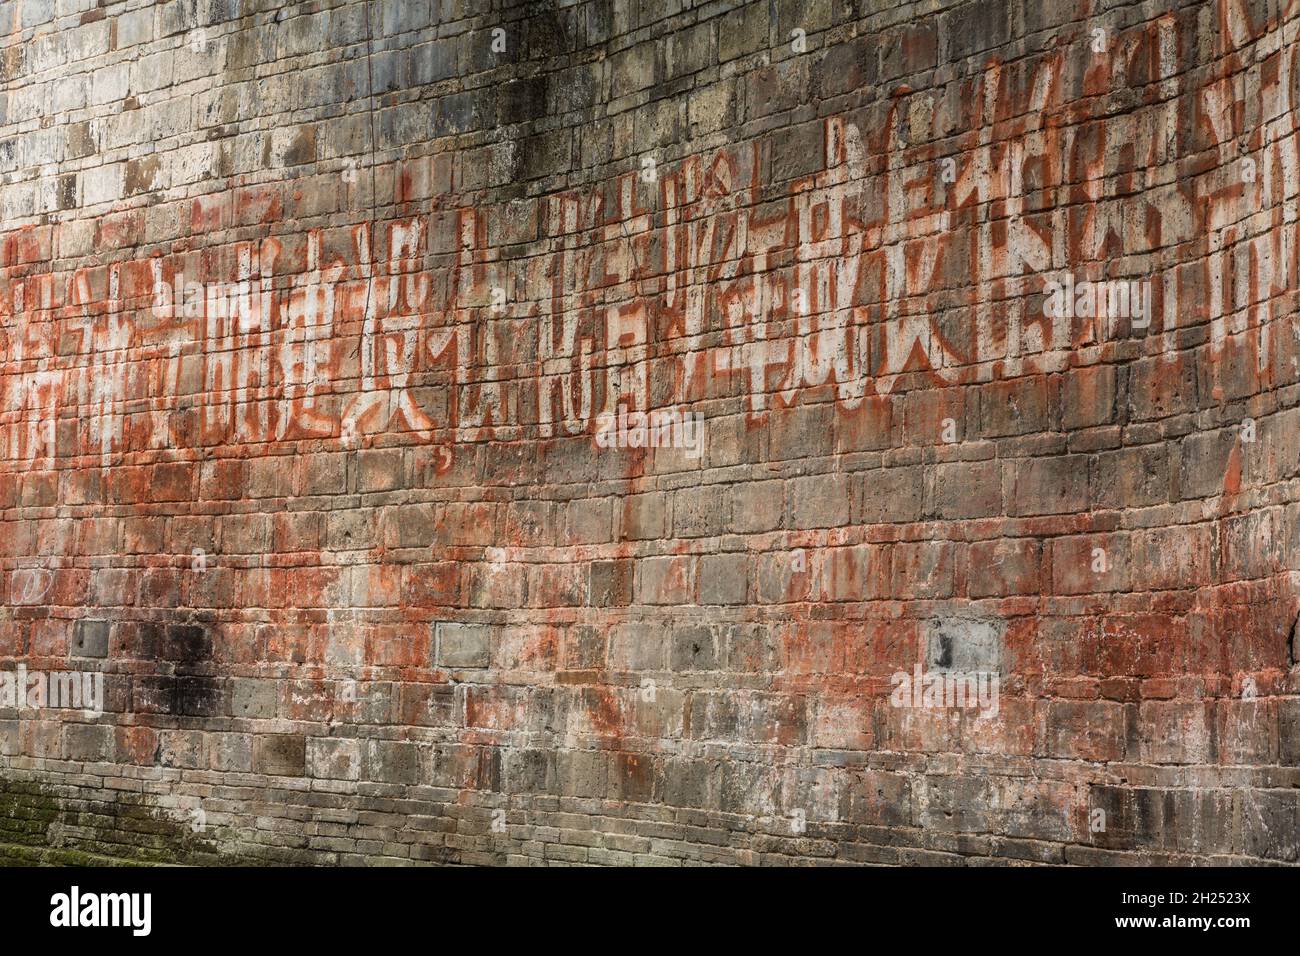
[0,0,1298,864]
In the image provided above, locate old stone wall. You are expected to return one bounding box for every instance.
[0,0,1298,865]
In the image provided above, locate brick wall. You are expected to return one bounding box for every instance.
[0,0,1298,865]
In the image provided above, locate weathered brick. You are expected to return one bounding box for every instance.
[435,623,492,669]
[3,0,1291,871]
[71,619,110,658]
[254,734,307,776]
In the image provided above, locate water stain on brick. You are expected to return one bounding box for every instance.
[136,622,221,717]
[123,155,160,197]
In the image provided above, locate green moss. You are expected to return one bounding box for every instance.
[0,776,259,867]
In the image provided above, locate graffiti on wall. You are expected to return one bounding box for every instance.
[1,15,1297,474]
